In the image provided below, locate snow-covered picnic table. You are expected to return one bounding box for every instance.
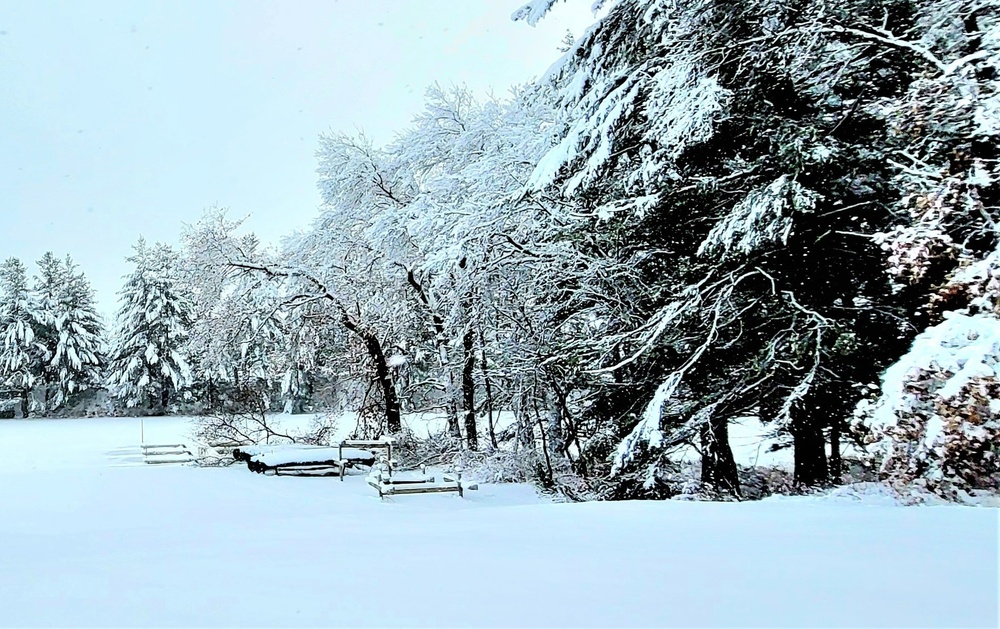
[251,446,377,467]
[235,444,378,477]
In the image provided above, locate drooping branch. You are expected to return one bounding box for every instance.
[826,24,988,77]
[226,260,401,433]
[399,263,461,437]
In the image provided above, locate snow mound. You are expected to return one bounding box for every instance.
[872,312,1000,430]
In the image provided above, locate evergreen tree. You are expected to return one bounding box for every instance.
[107,239,193,413]
[31,251,66,409]
[518,0,998,493]
[48,257,105,409]
[0,258,41,416]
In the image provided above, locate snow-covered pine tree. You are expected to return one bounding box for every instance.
[515,0,999,495]
[0,257,42,416]
[47,257,105,410]
[31,251,67,410]
[106,239,193,414]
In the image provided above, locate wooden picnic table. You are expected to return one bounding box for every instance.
[235,438,394,480]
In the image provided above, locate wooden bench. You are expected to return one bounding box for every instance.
[368,465,478,499]
[339,438,393,465]
[239,443,384,480]
[141,443,195,465]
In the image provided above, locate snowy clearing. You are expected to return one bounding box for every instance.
[0,416,997,628]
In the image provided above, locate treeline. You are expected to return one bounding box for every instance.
[0,240,339,418]
[185,0,997,500]
[0,254,103,414]
[5,0,997,501]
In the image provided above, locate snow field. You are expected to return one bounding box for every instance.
[0,416,997,628]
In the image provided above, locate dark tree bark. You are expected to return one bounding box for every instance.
[462,327,477,450]
[532,391,555,486]
[516,391,535,451]
[206,380,219,412]
[791,411,828,486]
[226,262,403,436]
[480,330,497,449]
[700,417,741,496]
[545,387,565,457]
[359,329,401,434]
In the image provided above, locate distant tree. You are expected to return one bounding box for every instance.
[47,257,105,410]
[30,251,66,408]
[0,258,41,416]
[106,239,193,414]
[180,211,340,414]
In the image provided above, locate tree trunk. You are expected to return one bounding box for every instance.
[545,388,565,457]
[462,327,478,450]
[20,388,30,418]
[446,394,461,438]
[829,418,842,482]
[792,412,828,486]
[363,332,401,434]
[480,333,497,450]
[533,392,555,487]
[206,380,218,412]
[515,391,535,451]
[700,417,741,496]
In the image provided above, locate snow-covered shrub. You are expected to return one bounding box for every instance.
[449,449,542,485]
[395,428,540,482]
[738,465,797,501]
[606,455,690,501]
[877,223,958,290]
[0,397,17,419]
[193,385,296,448]
[930,246,1000,317]
[393,428,598,496]
[392,429,464,469]
[290,414,338,446]
[861,312,1000,498]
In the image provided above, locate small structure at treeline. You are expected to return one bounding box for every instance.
[230,438,477,498]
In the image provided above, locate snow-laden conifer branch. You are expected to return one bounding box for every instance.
[825,24,990,77]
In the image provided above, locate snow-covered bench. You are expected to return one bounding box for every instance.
[368,465,478,499]
[235,442,387,479]
[141,443,195,465]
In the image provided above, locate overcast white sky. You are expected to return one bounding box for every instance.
[0,0,596,317]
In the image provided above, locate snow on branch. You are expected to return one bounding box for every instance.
[511,0,562,26]
[588,272,718,376]
[871,312,1000,432]
[697,176,821,260]
[608,265,784,473]
[610,279,735,474]
[530,55,729,197]
[826,24,989,78]
[640,61,729,173]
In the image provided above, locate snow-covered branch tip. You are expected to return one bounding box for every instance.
[511,0,563,27]
[826,25,988,77]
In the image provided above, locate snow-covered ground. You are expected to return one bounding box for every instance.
[0,416,997,628]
